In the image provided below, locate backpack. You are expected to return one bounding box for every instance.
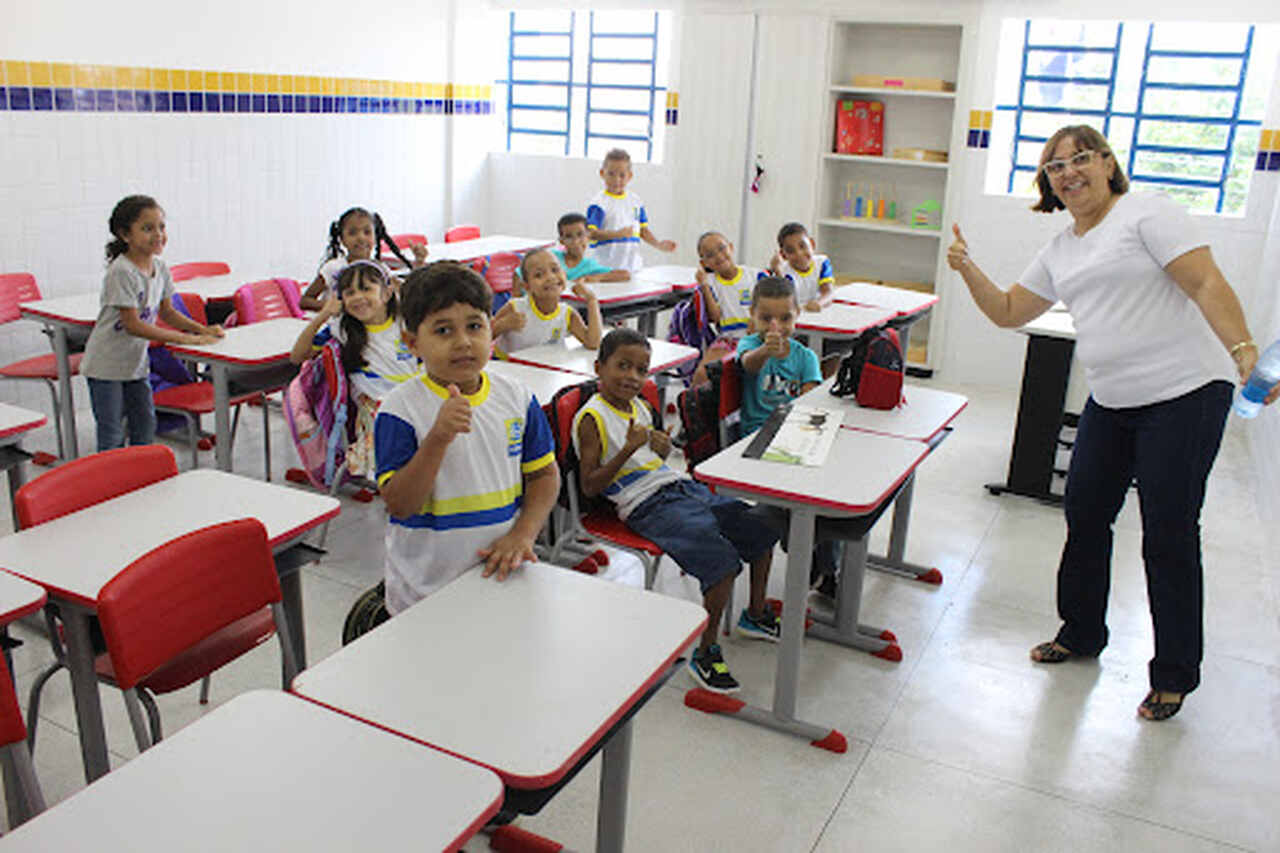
[830,327,905,410]
[676,356,734,469]
[666,289,718,385]
[342,581,390,645]
[283,339,350,489]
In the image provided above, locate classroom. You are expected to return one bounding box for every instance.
[0,0,1278,850]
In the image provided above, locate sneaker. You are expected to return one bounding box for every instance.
[688,644,740,693]
[737,607,781,642]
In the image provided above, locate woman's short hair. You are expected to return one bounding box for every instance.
[1032,124,1129,213]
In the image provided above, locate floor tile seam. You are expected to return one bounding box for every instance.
[867,598,957,747]
[808,739,874,853]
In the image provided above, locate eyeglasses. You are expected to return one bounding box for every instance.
[1041,149,1106,177]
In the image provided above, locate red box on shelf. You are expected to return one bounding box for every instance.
[834,99,884,155]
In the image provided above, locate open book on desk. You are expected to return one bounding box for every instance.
[742,403,843,466]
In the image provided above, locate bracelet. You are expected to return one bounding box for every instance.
[1229,339,1257,359]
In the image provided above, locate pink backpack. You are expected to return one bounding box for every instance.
[283,339,349,489]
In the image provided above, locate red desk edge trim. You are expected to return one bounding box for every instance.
[0,415,48,440]
[0,584,47,625]
[17,306,94,327]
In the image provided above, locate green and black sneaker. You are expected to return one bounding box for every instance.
[688,643,740,693]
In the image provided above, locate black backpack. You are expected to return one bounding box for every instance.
[831,327,904,410]
[676,356,731,469]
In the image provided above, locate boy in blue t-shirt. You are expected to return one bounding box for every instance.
[554,212,630,283]
[737,275,841,589]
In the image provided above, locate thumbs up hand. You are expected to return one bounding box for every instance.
[946,224,971,271]
[624,415,650,451]
[428,383,473,445]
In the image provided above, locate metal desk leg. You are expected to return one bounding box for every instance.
[865,475,943,584]
[596,718,632,853]
[807,538,901,659]
[51,326,78,459]
[7,447,27,531]
[212,364,232,472]
[278,569,307,675]
[61,604,110,782]
[637,309,656,338]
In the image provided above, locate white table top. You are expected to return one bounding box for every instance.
[18,292,100,327]
[794,382,967,441]
[796,303,897,337]
[1020,310,1076,341]
[0,402,47,441]
[0,571,46,625]
[694,423,929,515]
[632,264,698,290]
[508,336,698,377]
[830,281,939,316]
[293,562,706,789]
[0,690,502,852]
[173,273,270,301]
[429,235,552,262]
[167,317,309,365]
[0,469,339,607]
[487,360,586,407]
[561,279,673,305]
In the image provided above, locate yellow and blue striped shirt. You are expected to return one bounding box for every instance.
[572,392,682,521]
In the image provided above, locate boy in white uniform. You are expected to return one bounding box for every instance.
[491,248,603,358]
[585,148,678,272]
[768,222,835,311]
[375,262,560,615]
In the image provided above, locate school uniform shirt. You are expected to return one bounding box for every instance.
[1018,191,1233,408]
[313,316,418,402]
[706,266,762,336]
[735,334,822,434]
[80,255,176,381]
[572,392,683,521]
[585,190,648,272]
[777,254,835,306]
[553,249,613,281]
[493,296,574,358]
[375,370,555,615]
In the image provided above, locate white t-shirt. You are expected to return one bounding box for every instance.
[706,266,763,336]
[493,296,574,358]
[1019,192,1234,408]
[585,190,648,272]
[777,255,835,306]
[572,392,683,520]
[314,316,418,403]
[81,255,176,381]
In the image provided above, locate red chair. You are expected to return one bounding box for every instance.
[95,517,297,752]
[230,278,304,325]
[0,640,46,825]
[483,252,521,313]
[0,273,81,461]
[444,225,481,243]
[381,233,427,254]
[170,262,230,283]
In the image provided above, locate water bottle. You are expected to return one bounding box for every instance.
[1233,339,1280,418]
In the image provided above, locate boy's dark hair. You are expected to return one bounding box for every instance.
[518,247,554,284]
[776,222,809,247]
[752,275,797,309]
[335,262,399,375]
[598,327,650,363]
[557,212,588,234]
[106,194,161,261]
[1032,124,1128,213]
[400,262,491,332]
[326,207,411,268]
[603,148,631,166]
[696,230,725,256]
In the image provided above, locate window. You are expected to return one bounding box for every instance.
[499,10,671,162]
[987,20,1278,215]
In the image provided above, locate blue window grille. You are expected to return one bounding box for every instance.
[502,10,667,161]
[998,21,1264,214]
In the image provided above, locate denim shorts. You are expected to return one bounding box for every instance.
[625,479,779,593]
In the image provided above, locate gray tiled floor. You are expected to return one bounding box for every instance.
[2,381,1275,851]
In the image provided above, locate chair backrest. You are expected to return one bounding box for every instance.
[483,252,521,295]
[233,278,304,325]
[0,273,41,325]
[97,518,282,690]
[157,293,208,331]
[444,225,481,243]
[0,648,28,746]
[716,353,743,446]
[15,445,179,528]
[170,262,230,283]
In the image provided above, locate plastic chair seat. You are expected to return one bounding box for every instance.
[93,607,276,694]
[152,381,262,414]
[581,508,664,556]
[0,352,83,380]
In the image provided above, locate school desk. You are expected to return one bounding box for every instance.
[560,279,679,337]
[17,293,99,460]
[691,427,928,748]
[631,264,698,292]
[0,469,339,783]
[167,317,309,473]
[0,404,47,527]
[794,303,897,353]
[486,359,586,408]
[508,336,699,378]
[0,571,47,829]
[829,281,939,358]
[0,690,503,852]
[292,561,706,853]
[427,234,552,263]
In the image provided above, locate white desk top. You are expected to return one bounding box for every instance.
[796,303,896,337]
[562,279,673,305]
[1020,310,1076,340]
[508,336,698,377]
[0,571,46,625]
[167,317,309,365]
[632,264,698,290]
[794,382,967,441]
[0,469,339,607]
[429,235,551,262]
[293,562,706,789]
[830,281,939,316]
[18,292,100,327]
[173,273,270,301]
[0,690,502,852]
[694,424,928,515]
[487,360,586,406]
[0,403,47,441]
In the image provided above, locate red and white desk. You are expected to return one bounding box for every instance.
[486,360,585,408]
[0,470,338,783]
[0,404,48,526]
[16,294,99,460]
[562,279,680,337]
[292,561,706,853]
[0,690,503,851]
[795,303,897,351]
[829,281,939,361]
[508,336,699,378]
[428,234,552,263]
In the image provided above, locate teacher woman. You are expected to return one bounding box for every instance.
[948,124,1276,721]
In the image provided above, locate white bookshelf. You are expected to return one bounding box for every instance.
[816,20,969,371]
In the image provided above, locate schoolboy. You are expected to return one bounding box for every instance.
[768,222,834,312]
[585,148,677,272]
[574,328,781,693]
[738,275,842,590]
[555,213,631,283]
[375,262,560,615]
[492,247,603,357]
[690,230,762,386]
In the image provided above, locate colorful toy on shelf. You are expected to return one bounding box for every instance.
[834,99,884,155]
[910,200,941,230]
[841,182,899,223]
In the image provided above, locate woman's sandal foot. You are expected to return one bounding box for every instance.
[1138,690,1184,721]
[1029,641,1074,663]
